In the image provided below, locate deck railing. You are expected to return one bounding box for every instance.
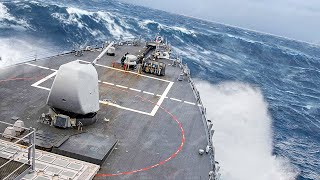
[178,59,221,180]
[0,121,36,180]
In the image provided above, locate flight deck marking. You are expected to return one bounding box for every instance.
[77,59,175,116]
[129,88,141,92]
[183,101,196,105]
[116,84,128,89]
[6,67,187,177]
[143,91,154,95]
[26,62,199,117]
[99,100,150,115]
[103,82,114,86]
[96,84,185,177]
[150,82,174,116]
[170,97,182,102]
[31,71,57,91]
[25,63,57,72]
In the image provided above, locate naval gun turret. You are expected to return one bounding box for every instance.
[43,42,115,128]
[45,60,99,128]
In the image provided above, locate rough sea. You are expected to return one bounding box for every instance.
[0,0,319,179]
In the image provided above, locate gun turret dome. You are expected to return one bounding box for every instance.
[47,60,100,115]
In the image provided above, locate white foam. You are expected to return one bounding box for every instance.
[138,19,157,28]
[0,38,52,68]
[96,11,133,38]
[0,2,14,21]
[195,81,298,180]
[171,26,196,36]
[66,7,92,17]
[0,2,29,28]
[52,7,133,39]
[213,52,240,64]
[139,19,196,36]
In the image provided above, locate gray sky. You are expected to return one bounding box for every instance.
[120,0,320,44]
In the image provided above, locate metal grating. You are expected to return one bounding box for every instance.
[0,157,30,180]
[0,121,36,180]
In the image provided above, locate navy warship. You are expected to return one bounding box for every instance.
[0,36,220,179]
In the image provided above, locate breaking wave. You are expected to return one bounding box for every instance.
[0,1,319,179]
[195,81,298,180]
[0,2,29,29]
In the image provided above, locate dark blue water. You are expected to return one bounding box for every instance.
[0,1,319,179]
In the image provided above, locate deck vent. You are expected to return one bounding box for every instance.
[13,120,25,133]
[199,149,204,155]
[3,127,16,139]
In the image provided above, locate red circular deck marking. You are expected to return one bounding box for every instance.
[95,84,185,177]
[0,77,41,83]
[0,76,185,177]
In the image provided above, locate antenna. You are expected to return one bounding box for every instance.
[92,41,114,65]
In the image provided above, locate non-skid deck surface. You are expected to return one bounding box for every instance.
[0,44,211,179]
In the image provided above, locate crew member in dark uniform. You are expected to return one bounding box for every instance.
[121,52,129,66]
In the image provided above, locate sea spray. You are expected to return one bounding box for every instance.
[196,81,297,180]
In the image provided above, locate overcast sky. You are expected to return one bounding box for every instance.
[120,0,320,44]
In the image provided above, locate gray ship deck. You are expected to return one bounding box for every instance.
[0,44,211,179]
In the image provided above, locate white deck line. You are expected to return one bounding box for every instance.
[102,81,115,86]
[30,85,152,116]
[170,98,182,102]
[129,88,141,92]
[143,91,154,95]
[25,63,57,72]
[156,94,168,98]
[77,60,172,83]
[31,71,57,87]
[99,100,151,116]
[150,82,174,116]
[26,61,176,116]
[33,86,51,91]
[116,84,128,89]
[184,101,196,105]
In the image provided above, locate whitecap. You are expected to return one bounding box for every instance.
[195,81,298,180]
[0,2,30,29]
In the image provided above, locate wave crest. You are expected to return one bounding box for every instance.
[195,81,298,180]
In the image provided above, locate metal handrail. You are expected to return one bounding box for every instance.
[0,121,36,179]
[178,59,220,180]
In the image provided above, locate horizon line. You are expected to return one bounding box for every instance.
[122,1,320,47]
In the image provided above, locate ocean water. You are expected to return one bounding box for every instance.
[0,0,319,179]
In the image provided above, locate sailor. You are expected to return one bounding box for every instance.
[121,52,129,66]
[137,63,142,74]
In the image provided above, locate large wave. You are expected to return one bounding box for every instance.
[196,81,298,180]
[0,1,319,179]
[0,2,29,29]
